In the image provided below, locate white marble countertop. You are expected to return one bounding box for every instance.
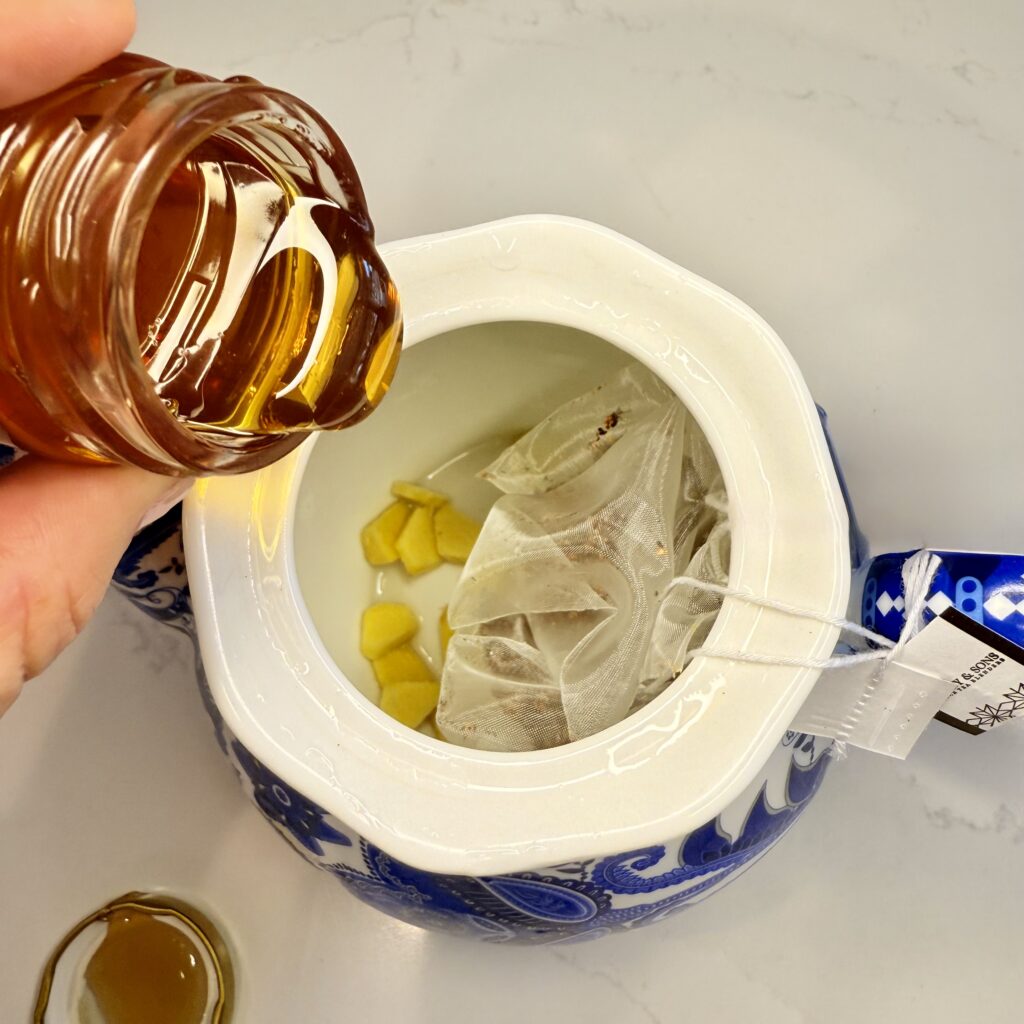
[2,1,1022,1020]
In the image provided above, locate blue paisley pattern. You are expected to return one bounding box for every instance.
[112,504,833,943]
[314,735,829,944]
[231,741,353,856]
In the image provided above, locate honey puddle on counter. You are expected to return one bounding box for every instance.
[34,893,233,1024]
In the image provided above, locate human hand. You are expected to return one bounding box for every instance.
[0,0,190,717]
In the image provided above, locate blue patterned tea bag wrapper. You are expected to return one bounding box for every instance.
[853,550,1024,736]
[789,551,1024,756]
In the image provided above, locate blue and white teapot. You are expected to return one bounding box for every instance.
[102,217,1023,943]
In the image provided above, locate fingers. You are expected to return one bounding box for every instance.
[0,458,190,715]
[0,0,136,109]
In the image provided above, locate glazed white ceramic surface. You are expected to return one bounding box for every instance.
[184,215,850,876]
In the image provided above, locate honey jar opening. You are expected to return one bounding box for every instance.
[131,116,402,441]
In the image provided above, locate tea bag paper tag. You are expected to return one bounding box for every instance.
[791,608,1024,758]
[924,608,1024,734]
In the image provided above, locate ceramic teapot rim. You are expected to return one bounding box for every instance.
[184,214,850,876]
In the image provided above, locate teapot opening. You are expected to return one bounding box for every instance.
[294,319,729,751]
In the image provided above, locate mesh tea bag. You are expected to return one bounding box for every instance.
[637,427,730,709]
[437,364,730,751]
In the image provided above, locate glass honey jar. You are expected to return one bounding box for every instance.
[0,53,402,474]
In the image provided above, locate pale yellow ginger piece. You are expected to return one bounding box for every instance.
[360,501,411,566]
[391,480,449,508]
[439,606,454,659]
[360,603,419,660]
[395,506,442,575]
[373,645,435,687]
[380,680,441,730]
[434,504,482,564]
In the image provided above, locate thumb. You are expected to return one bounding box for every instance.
[0,458,191,716]
[0,0,137,109]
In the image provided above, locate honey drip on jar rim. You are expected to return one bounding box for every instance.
[33,893,233,1024]
[134,129,401,437]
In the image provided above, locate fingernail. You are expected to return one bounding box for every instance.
[137,478,194,532]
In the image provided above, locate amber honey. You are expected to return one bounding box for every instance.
[135,133,401,436]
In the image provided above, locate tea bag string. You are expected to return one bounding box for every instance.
[670,550,942,670]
